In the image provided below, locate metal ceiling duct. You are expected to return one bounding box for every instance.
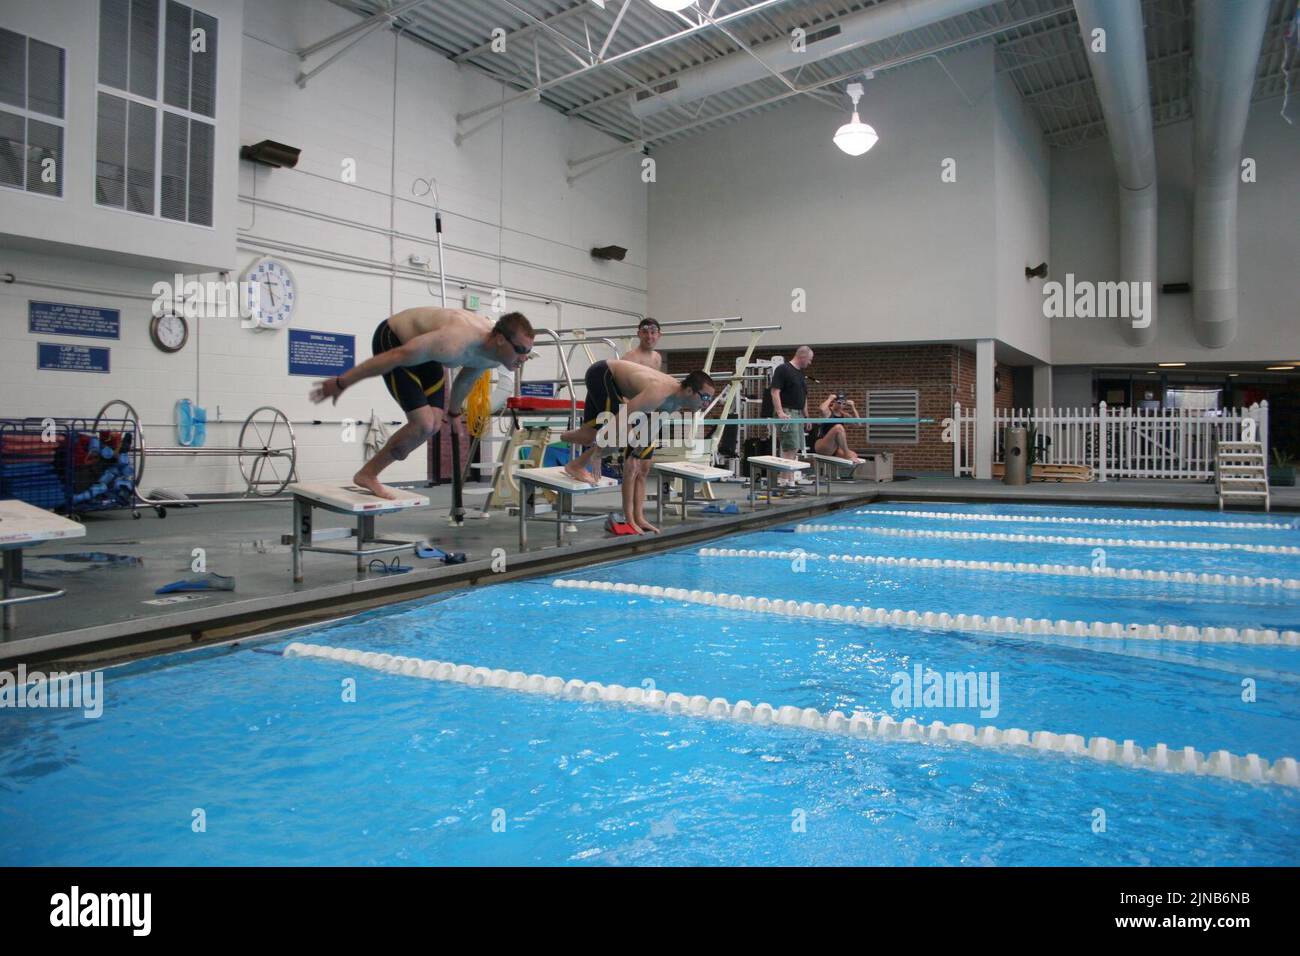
[1191,0,1270,349]
[628,0,1001,119]
[1072,0,1157,346]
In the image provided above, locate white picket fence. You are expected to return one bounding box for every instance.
[952,401,1269,481]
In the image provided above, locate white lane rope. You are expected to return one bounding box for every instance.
[551,579,1300,646]
[857,508,1296,532]
[795,523,1300,555]
[284,642,1300,789]
[698,548,1300,590]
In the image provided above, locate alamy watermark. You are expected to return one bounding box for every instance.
[1042,273,1152,329]
[0,665,103,719]
[593,409,703,450]
[890,663,999,718]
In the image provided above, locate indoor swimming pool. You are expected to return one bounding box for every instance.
[2,501,1297,866]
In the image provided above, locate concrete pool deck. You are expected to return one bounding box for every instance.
[4,475,1296,668]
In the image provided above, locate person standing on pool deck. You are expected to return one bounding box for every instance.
[618,318,665,531]
[768,346,814,486]
[309,308,535,500]
[561,360,716,510]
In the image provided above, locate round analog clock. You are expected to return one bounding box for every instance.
[150,312,189,353]
[241,257,297,330]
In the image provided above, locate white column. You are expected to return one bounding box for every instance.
[1032,364,1052,412]
[975,339,995,480]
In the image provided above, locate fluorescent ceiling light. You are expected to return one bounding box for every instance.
[648,0,695,11]
[1265,366,1295,371]
[834,81,878,156]
[1157,362,1185,367]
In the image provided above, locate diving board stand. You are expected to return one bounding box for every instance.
[288,483,430,582]
[652,461,731,524]
[746,455,810,508]
[515,466,617,551]
[0,499,86,631]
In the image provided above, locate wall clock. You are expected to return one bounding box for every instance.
[241,257,297,330]
[150,312,189,353]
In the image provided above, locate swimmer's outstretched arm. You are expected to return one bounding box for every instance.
[446,367,489,416]
[309,330,445,404]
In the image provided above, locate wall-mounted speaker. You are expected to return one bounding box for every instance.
[240,140,301,169]
[1025,262,1048,279]
[591,245,628,261]
[1162,282,1191,294]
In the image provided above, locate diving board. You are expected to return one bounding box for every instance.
[515,466,618,550]
[746,455,810,509]
[652,461,731,524]
[0,499,86,631]
[287,483,430,582]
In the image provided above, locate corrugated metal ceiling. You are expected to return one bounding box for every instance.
[324,0,1299,150]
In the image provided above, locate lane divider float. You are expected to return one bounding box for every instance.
[697,547,1300,590]
[284,641,1300,789]
[551,578,1300,646]
[856,508,1295,532]
[794,523,1300,555]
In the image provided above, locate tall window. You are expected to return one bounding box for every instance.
[0,28,66,197]
[96,0,217,225]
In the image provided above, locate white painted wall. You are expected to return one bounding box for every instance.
[648,45,1000,352]
[1,0,647,495]
[0,0,242,272]
[992,71,1051,363]
[1050,100,1300,364]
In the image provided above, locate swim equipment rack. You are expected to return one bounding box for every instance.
[92,399,298,515]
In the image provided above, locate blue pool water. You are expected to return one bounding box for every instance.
[2,501,1298,866]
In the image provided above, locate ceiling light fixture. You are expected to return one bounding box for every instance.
[834,81,878,156]
[1157,362,1186,367]
[648,0,695,11]
[1265,366,1295,371]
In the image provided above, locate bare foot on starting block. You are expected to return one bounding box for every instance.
[563,461,599,486]
[353,472,400,500]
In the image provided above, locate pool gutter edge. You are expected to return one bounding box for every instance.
[1,490,876,671]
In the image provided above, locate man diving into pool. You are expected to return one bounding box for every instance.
[309,307,534,500]
[560,359,717,533]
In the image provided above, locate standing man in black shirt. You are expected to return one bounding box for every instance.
[768,346,814,485]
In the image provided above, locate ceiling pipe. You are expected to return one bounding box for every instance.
[1072,0,1158,346]
[1191,0,1270,349]
[629,0,1001,119]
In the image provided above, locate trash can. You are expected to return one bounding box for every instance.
[1003,426,1029,485]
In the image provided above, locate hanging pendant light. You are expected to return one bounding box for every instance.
[834,81,878,156]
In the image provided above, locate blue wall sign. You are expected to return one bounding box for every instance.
[29,301,121,339]
[38,342,111,373]
[520,382,556,397]
[288,329,355,377]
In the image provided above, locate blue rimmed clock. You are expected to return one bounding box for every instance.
[241,256,297,330]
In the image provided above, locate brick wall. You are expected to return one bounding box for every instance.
[668,343,1014,473]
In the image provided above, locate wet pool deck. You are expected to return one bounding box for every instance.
[4,475,1297,668]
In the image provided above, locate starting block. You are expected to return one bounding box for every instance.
[287,483,430,582]
[746,455,810,508]
[0,499,86,630]
[515,466,617,550]
[801,452,860,495]
[651,461,731,524]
